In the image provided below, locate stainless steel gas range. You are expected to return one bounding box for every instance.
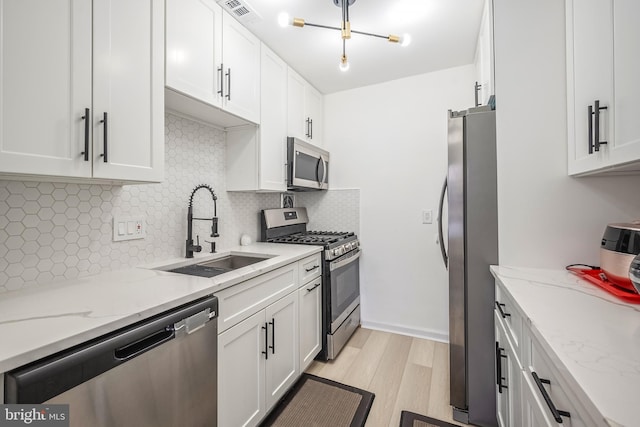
[261,207,360,360]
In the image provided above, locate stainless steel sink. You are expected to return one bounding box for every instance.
[168,254,274,278]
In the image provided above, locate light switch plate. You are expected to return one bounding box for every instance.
[422,210,433,224]
[113,216,146,241]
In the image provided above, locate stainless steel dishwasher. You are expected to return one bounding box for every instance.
[4,296,218,427]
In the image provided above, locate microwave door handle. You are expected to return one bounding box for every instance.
[315,156,322,187]
[320,156,327,187]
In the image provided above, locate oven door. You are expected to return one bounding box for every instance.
[329,248,360,333]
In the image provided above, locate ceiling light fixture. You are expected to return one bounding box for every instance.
[278,0,411,72]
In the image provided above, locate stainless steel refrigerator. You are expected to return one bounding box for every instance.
[437,105,498,427]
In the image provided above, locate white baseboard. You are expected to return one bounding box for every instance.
[361,320,449,343]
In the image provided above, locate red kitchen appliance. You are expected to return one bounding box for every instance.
[600,222,640,292]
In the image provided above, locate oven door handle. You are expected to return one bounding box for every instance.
[330,250,360,272]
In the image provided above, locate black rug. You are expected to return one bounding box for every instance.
[400,411,461,427]
[260,374,375,427]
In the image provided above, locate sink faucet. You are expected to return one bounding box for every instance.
[186,184,219,258]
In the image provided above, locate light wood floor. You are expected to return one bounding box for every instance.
[305,328,469,427]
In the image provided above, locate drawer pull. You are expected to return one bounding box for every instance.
[305,265,319,272]
[81,108,90,161]
[269,318,275,355]
[495,342,508,393]
[531,371,571,423]
[495,301,511,318]
[306,282,321,292]
[261,323,269,360]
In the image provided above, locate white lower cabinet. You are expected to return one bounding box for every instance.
[495,312,521,427]
[264,292,299,409]
[218,310,266,427]
[216,254,322,426]
[495,280,605,427]
[298,276,322,372]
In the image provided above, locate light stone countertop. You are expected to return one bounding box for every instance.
[0,243,321,374]
[490,266,640,427]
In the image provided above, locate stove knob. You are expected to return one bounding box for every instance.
[332,248,340,257]
[345,243,352,251]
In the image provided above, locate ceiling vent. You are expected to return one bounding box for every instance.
[218,0,262,24]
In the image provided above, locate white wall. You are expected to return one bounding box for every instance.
[493,0,640,268]
[324,65,475,341]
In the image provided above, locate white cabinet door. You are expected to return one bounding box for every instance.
[521,372,557,427]
[306,85,323,146]
[258,45,287,191]
[0,0,92,178]
[222,13,260,124]
[474,0,494,106]
[287,69,307,141]
[609,0,640,165]
[226,44,287,192]
[92,0,164,182]
[299,278,322,372]
[566,0,614,175]
[264,292,299,410]
[166,0,223,108]
[495,313,522,427]
[286,68,324,146]
[218,310,266,427]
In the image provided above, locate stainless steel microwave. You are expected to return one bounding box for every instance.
[287,137,329,191]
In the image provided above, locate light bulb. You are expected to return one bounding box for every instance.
[278,12,291,27]
[339,56,350,72]
[400,33,412,47]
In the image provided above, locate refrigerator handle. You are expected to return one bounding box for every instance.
[438,177,448,268]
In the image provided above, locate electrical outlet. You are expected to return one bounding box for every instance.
[422,210,433,224]
[113,216,146,241]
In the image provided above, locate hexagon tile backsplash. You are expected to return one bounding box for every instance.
[0,114,360,293]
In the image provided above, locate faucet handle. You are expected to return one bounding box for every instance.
[204,240,216,254]
[194,235,202,253]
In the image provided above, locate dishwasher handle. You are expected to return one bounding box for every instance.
[5,295,218,404]
[114,327,174,360]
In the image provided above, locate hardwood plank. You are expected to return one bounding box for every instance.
[389,363,432,427]
[427,341,462,425]
[308,330,469,427]
[345,326,371,349]
[408,336,436,367]
[364,333,413,427]
[305,345,360,383]
[341,329,391,390]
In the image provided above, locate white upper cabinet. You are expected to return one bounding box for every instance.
[226,44,287,192]
[0,0,164,183]
[474,0,494,106]
[566,0,640,175]
[287,68,324,146]
[92,0,164,182]
[166,0,223,107]
[0,0,92,179]
[221,13,261,124]
[165,0,260,125]
[609,0,640,167]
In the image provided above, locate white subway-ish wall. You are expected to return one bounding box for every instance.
[493,0,640,268]
[324,65,475,341]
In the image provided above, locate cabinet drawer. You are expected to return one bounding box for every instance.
[215,264,296,333]
[298,253,322,285]
[525,335,600,427]
[495,282,524,355]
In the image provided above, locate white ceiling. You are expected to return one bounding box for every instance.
[241,0,486,94]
